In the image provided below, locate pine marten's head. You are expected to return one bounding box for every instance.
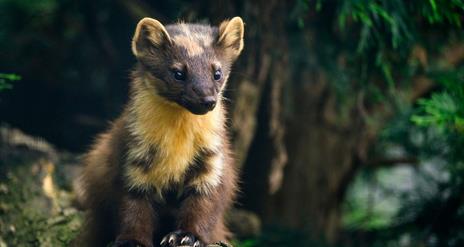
[131,17,244,115]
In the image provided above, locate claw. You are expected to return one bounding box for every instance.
[160,237,167,246]
[168,235,176,245]
[160,230,204,247]
[180,236,190,245]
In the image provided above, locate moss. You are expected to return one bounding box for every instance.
[0,157,82,246]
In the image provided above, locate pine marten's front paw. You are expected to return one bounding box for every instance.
[160,230,205,247]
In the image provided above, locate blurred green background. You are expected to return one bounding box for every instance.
[1,0,464,246]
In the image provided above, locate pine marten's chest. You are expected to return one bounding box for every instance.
[124,94,223,194]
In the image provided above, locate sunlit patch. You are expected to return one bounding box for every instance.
[41,161,59,212]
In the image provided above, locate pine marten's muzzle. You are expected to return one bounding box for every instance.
[199,96,217,111]
[180,96,217,115]
[180,83,218,115]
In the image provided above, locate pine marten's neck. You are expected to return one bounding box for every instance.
[127,75,225,153]
[130,78,224,142]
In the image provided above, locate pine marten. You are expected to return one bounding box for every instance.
[75,17,244,247]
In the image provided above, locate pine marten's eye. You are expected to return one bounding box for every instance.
[172,70,186,81]
[213,70,222,81]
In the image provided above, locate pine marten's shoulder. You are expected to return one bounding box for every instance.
[76,113,131,207]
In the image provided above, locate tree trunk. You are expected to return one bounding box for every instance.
[224,1,369,242]
[240,63,368,242]
[274,79,365,241]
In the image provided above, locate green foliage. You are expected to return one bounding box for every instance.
[400,71,464,245]
[0,73,20,91]
[422,0,464,26]
[412,69,464,133]
[345,66,464,246]
[337,0,464,52]
[291,0,463,107]
[232,239,258,247]
[412,92,463,131]
[338,0,413,52]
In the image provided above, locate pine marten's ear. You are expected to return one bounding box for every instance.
[132,18,172,57]
[217,17,244,59]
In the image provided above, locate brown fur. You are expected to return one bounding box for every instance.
[74,17,244,247]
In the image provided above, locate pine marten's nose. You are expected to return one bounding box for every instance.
[200,96,217,110]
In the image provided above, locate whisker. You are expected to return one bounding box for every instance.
[220,95,233,103]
